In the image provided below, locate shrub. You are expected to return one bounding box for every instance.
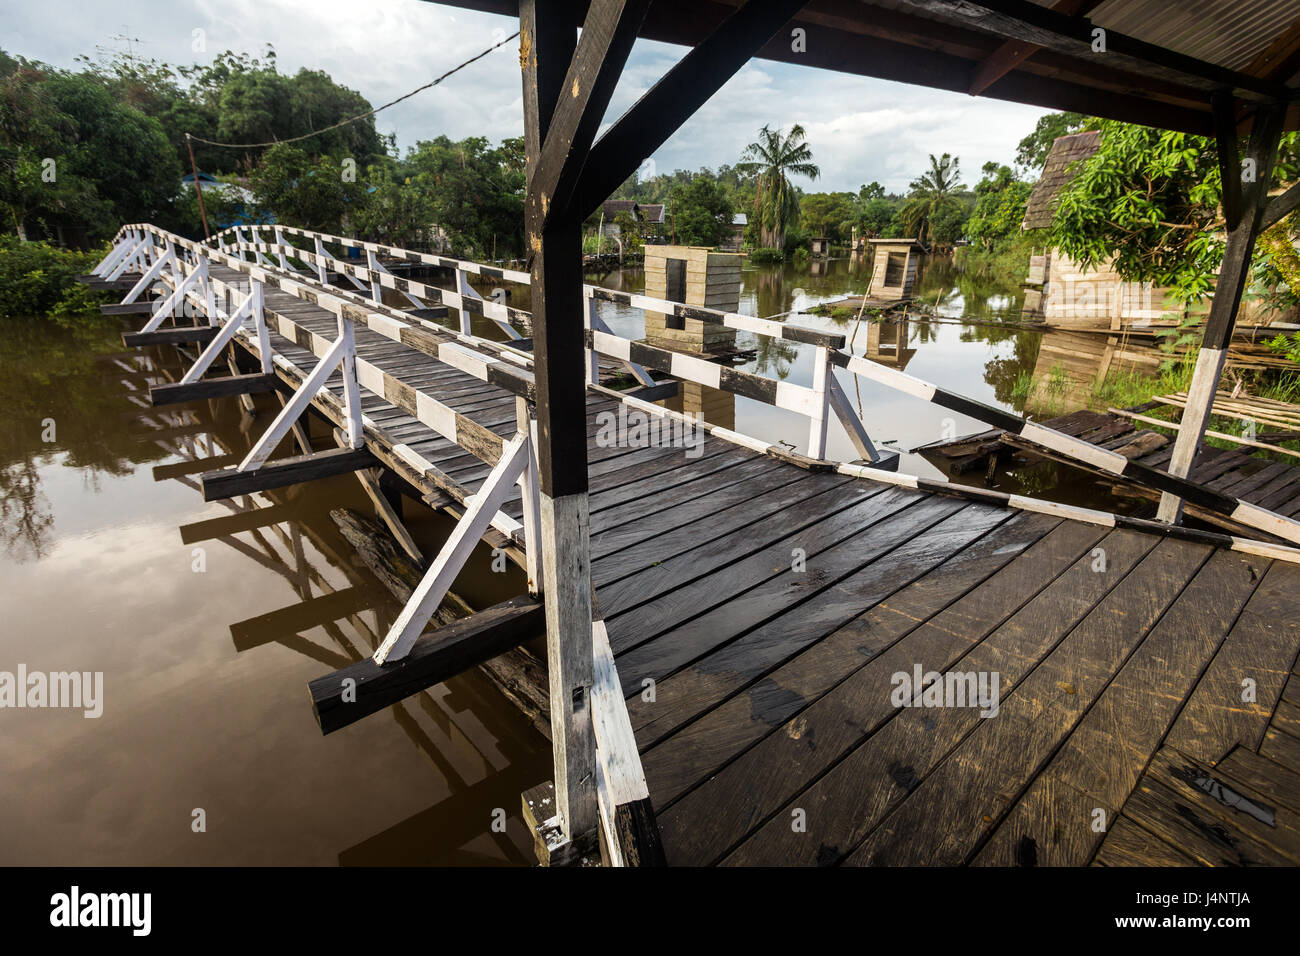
[748,247,785,264]
[0,236,111,318]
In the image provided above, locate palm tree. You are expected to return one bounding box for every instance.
[736,124,820,250]
[900,153,963,245]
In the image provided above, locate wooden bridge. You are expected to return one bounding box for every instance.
[82,222,1300,866]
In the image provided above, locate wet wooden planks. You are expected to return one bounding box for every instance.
[1051,409,1300,519]
[201,266,1299,867]
[1092,616,1300,867]
[624,503,1300,866]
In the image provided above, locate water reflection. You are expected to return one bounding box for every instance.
[0,318,547,865]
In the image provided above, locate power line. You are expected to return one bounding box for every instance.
[185,31,519,150]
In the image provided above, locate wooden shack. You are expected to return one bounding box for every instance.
[810,237,831,257]
[643,245,742,354]
[867,238,924,299]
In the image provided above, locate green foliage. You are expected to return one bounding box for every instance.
[966,162,1032,250]
[1049,119,1300,305]
[1050,120,1226,301]
[398,135,525,259]
[247,144,366,233]
[735,124,819,250]
[957,229,1036,284]
[899,153,967,246]
[0,235,109,317]
[81,47,386,176]
[1,55,179,243]
[669,175,732,247]
[1265,331,1300,364]
[799,191,857,242]
[748,247,785,264]
[350,164,436,249]
[857,197,898,238]
[1015,111,1086,171]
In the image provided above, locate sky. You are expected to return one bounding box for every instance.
[3,0,1056,194]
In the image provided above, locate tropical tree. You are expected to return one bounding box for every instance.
[1050,118,1300,304]
[735,124,819,250]
[671,174,732,246]
[1016,111,1086,172]
[965,162,1032,251]
[899,153,964,245]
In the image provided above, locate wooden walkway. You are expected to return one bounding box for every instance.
[177,263,1299,866]
[93,223,1300,866]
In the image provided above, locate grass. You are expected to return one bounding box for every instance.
[1089,356,1300,455]
[1010,369,1034,405]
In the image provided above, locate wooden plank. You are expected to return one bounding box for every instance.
[308,596,544,734]
[972,548,1267,867]
[624,496,981,747]
[1216,746,1300,816]
[594,478,874,617]
[841,538,1211,867]
[201,447,376,500]
[590,620,665,866]
[605,483,918,645]
[101,301,156,315]
[1162,560,1300,762]
[123,327,218,347]
[150,373,281,406]
[1140,748,1300,863]
[640,513,1060,814]
[589,458,789,542]
[1261,725,1300,768]
[688,521,1121,866]
[1092,815,1199,867]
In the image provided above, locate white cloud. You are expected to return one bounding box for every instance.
[8,0,1053,192]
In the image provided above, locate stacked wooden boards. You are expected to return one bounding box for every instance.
[198,265,1300,866]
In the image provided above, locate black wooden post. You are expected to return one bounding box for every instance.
[520,0,598,857]
[517,0,808,861]
[1158,102,1285,523]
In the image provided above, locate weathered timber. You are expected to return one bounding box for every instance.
[308,595,544,734]
[123,327,219,347]
[200,446,376,500]
[150,373,281,406]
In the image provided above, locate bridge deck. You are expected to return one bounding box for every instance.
[186,265,1300,865]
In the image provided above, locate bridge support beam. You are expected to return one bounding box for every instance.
[520,0,806,865]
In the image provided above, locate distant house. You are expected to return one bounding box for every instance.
[722,213,747,252]
[1018,131,1290,329]
[867,238,925,300]
[598,199,669,242]
[182,172,259,228]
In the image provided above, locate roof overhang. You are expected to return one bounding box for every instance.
[429,0,1300,135]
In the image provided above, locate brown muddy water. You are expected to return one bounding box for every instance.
[0,260,1146,866]
[0,317,548,865]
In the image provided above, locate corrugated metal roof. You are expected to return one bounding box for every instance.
[1034,0,1300,75]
